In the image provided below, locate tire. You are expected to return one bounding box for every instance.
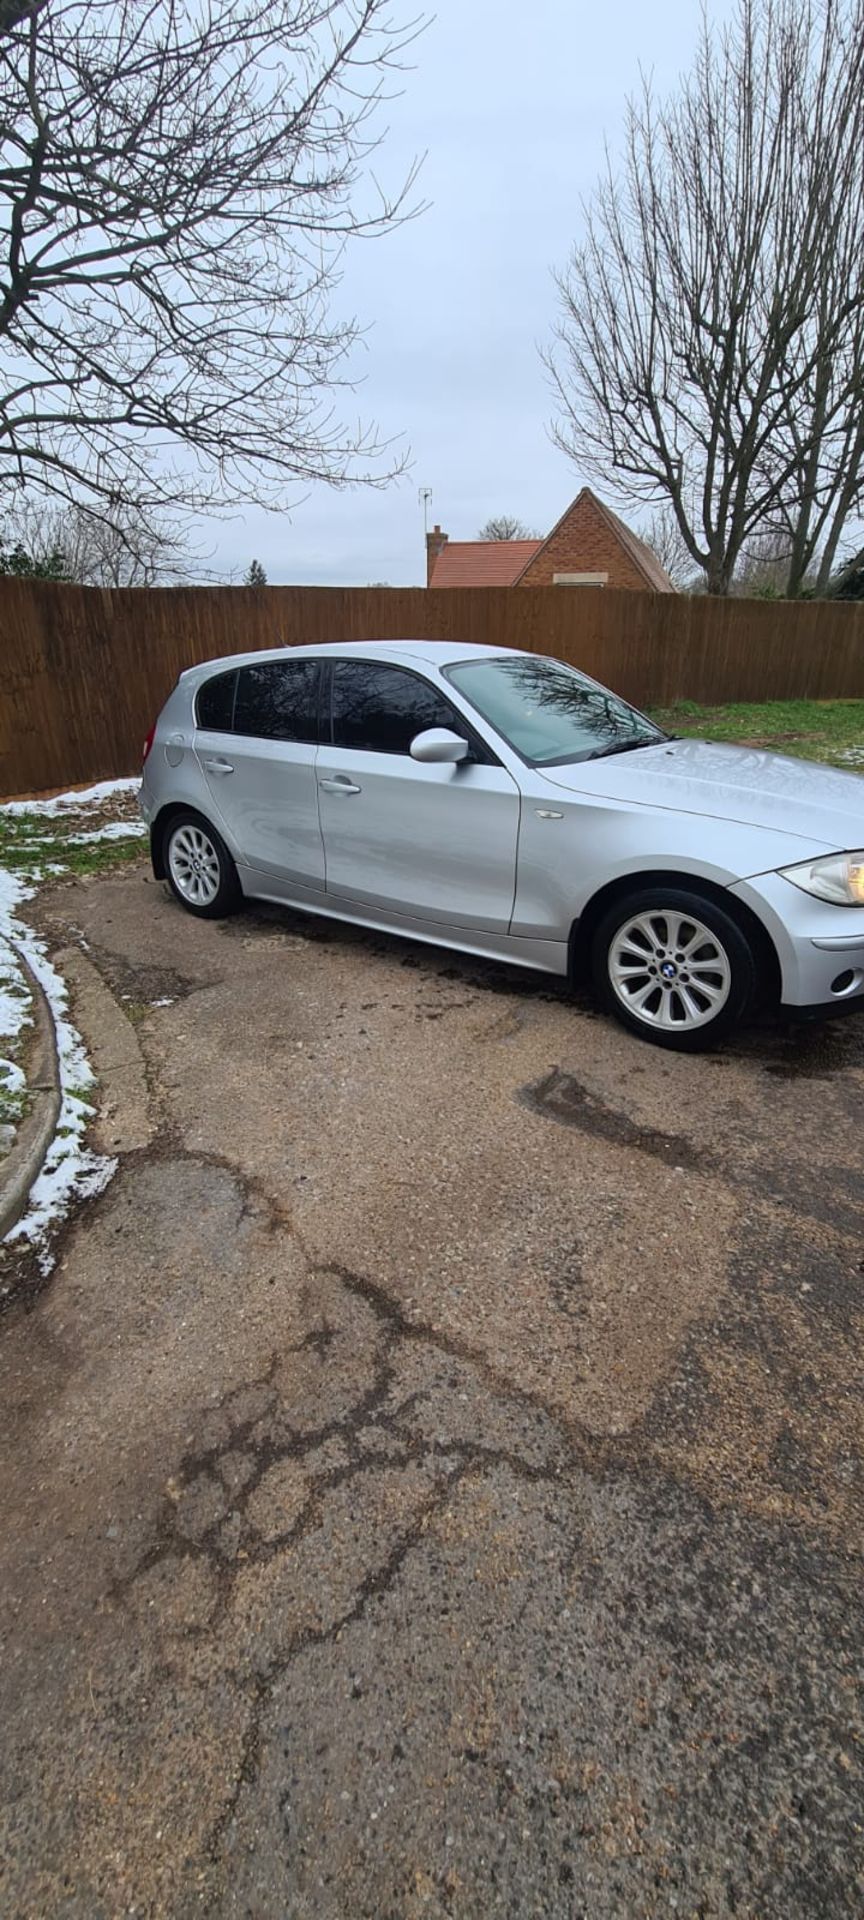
[590,886,758,1051]
[162,810,241,919]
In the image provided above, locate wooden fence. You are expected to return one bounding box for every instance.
[2,576,864,796]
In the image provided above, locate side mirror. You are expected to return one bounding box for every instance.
[410,728,470,765]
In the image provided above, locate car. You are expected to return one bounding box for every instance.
[139,640,864,1051]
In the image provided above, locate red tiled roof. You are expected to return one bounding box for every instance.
[428,539,543,587]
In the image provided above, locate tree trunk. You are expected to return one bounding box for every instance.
[706,556,733,595]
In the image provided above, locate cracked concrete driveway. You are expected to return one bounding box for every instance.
[1,860,863,1918]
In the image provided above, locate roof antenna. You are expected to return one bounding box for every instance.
[418,487,432,537]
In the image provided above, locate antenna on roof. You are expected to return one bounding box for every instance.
[418,487,432,537]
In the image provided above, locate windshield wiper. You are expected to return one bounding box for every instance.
[587,736,664,761]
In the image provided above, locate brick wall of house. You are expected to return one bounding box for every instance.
[518,492,647,589]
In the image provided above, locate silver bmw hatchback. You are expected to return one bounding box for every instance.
[139,640,864,1050]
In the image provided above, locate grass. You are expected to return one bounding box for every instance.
[0,810,145,879]
[647,698,864,769]
[0,1076,30,1130]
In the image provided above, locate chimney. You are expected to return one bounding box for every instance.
[426,523,448,586]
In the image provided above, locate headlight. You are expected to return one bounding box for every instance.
[780,852,864,906]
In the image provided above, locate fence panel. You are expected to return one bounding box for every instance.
[2,578,863,795]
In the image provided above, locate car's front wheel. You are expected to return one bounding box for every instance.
[163,811,240,919]
[591,887,758,1050]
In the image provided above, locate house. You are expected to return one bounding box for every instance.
[426,488,676,591]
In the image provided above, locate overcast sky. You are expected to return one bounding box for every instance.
[219,1,731,587]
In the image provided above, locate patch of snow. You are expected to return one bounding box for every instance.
[835,746,864,767]
[0,776,140,817]
[150,997,174,1009]
[0,938,33,1047]
[65,820,148,845]
[0,1058,26,1097]
[0,866,115,1274]
[0,869,27,919]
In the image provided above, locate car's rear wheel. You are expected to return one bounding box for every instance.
[163,811,240,919]
[591,887,757,1050]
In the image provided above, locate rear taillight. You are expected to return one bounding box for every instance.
[142,722,157,766]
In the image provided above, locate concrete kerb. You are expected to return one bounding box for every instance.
[0,943,62,1242]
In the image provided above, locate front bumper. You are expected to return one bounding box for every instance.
[730,870,864,1011]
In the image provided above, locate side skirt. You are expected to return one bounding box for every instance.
[235,868,569,978]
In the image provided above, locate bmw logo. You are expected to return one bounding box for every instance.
[661,961,677,979]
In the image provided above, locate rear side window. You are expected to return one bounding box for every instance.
[234,660,320,743]
[330,661,466,755]
[196,669,236,732]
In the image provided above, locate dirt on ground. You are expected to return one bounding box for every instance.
[1,858,862,1918]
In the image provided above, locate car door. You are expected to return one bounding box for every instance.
[194,657,326,888]
[316,659,521,931]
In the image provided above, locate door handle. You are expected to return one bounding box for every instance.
[319,776,361,796]
[203,756,234,776]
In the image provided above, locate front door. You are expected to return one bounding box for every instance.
[195,657,325,888]
[316,659,520,931]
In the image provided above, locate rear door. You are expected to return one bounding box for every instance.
[316,659,520,931]
[194,657,325,888]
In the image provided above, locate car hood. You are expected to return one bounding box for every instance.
[540,737,864,854]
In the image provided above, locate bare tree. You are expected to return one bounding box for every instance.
[0,0,423,528]
[477,514,539,541]
[640,505,700,590]
[547,0,864,596]
[732,529,796,598]
[71,505,194,586]
[0,524,66,575]
[3,495,194,583]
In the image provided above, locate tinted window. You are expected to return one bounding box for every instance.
[331,662,466,755]
[446,657,664,766]
[196,669,236,732]
[233,660,320,743]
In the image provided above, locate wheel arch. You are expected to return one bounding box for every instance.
[569,869,782,1007]
[150,801,224,881]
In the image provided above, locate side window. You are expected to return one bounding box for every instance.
[196,669,236,732]
[233,660,320,744]
[331,662,468,755]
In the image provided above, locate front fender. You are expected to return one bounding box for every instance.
[510,791,827,940]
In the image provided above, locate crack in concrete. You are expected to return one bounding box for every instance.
[111,1257,577,1610]
[204,1467,465,1869]
[98,1244,589,1871]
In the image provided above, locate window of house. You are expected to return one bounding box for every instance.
[195,669,237,731]
[233,659,320,743]
[330,661,469,755]
[552,572,609,586]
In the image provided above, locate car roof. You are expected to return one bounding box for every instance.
[180,639,533,681]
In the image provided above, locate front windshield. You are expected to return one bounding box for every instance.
[446,656,666,767]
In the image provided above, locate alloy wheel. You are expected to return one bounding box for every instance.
[168,822,222,907]
[608,908,732,1033]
